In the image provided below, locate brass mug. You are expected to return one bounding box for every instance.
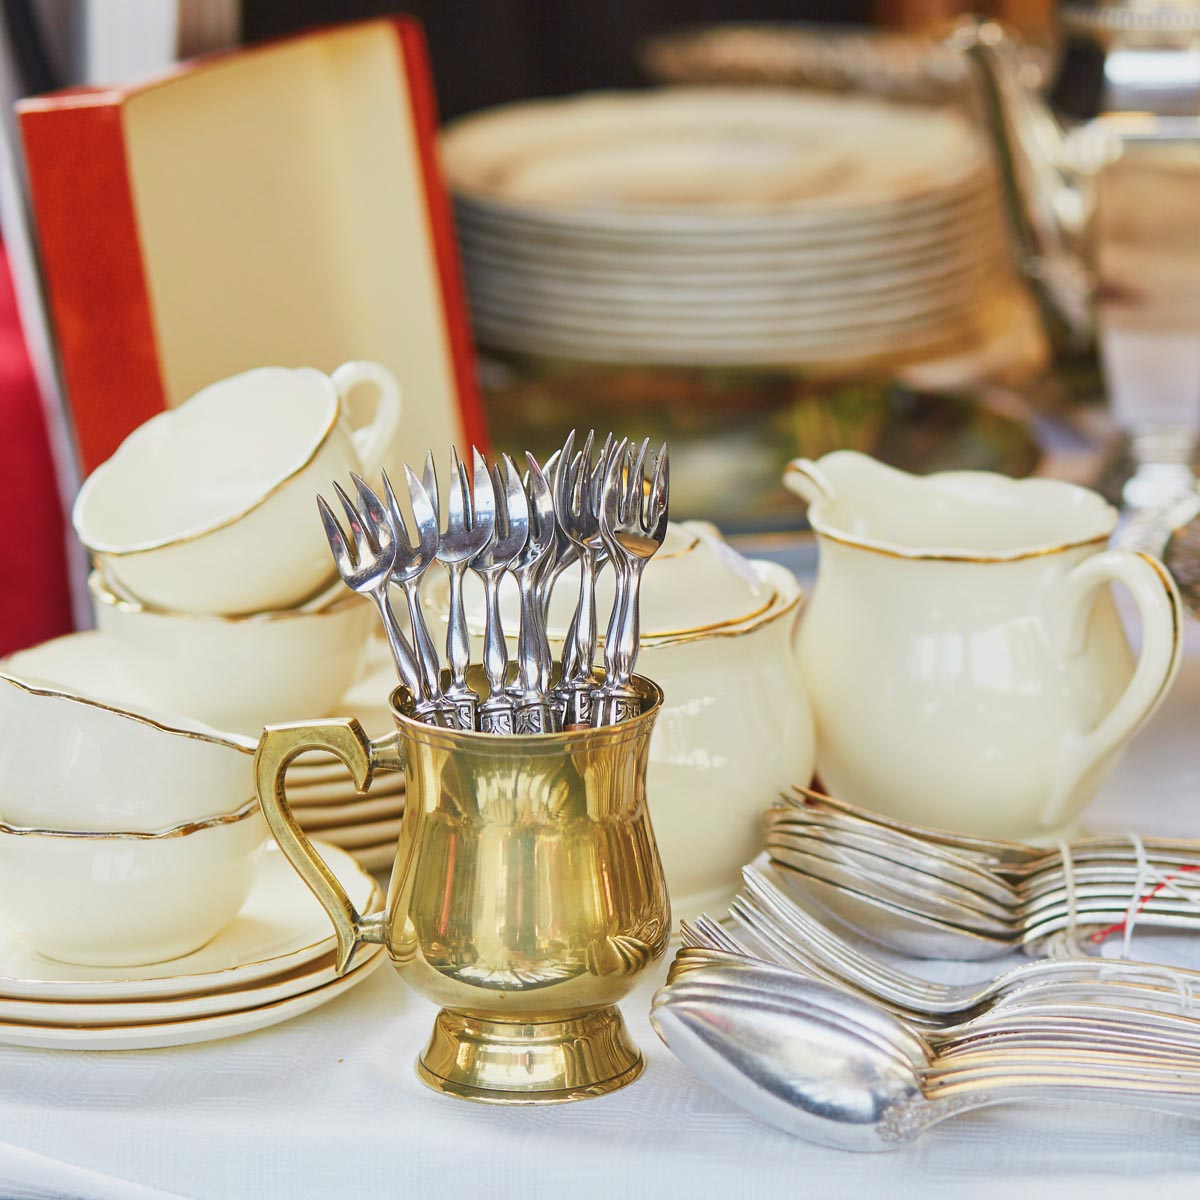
[253,667,670,1104]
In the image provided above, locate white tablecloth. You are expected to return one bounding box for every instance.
[1,564,1198,1199]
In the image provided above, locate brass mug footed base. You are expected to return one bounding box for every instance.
[417,1006,644,1105]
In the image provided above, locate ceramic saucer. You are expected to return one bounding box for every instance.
[0,841,375,1002]
[315,818,405,850]
[291,793,406,825]
[285,771,405,806]
[0,942,383,1026]
[0,956,387,1050]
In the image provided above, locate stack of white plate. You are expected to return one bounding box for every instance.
[288,753,404,872]
[442,88,1019,369]
[0,842,383,1049]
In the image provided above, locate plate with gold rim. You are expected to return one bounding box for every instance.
[293,793,405,826]
[0,841,376,1002]
[314,818,405,850]
[0,942,384,1027]
[0,953,387,1050]
[284,771,405,805]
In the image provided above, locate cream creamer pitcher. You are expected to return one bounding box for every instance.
[785,451,1183,843]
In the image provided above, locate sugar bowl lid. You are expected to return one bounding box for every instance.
[444,520,778,641]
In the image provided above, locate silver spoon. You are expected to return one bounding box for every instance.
[651,968,1200,1151]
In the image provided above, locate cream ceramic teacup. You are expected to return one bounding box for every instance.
[0,634,256,831]
[0,801,265,966]
[88,572,372,733]
[73,361,402,615]
[786,451,1183,843]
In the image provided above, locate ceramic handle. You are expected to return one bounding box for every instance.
[1042,551,1183,829]
[332,360,403,478]
[253,720,404,973]
[783,458,835,506]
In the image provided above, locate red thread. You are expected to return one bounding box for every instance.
[1088,863,1200,944]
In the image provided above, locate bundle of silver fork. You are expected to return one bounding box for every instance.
[315,430,669,734]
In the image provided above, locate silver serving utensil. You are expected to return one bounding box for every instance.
[651,961,1200,1151]
[377,467,452,725]
[593,438,669,725]
[510,452,559,732]
[669,943,1200,1067]
[469,455,528,734]
[710,868,1200,1026]
[317,481,425,710]
[434,447,496,730]
[765,790,1200,957]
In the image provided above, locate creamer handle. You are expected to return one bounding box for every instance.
[783,458,835,507]
[1042,551,1182,828]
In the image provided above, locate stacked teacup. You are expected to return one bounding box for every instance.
[0,361,403,971]
[74,362,401,731]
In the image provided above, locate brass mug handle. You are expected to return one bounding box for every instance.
[253,719,403,974]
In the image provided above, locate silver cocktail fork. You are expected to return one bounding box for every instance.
[317,479,427,715]
[435,447,496,730]
[594,438,669,725]
[554,431,613,726]
[537,443,577,622]
[469,455,528,734]
[510,452,559,732]
[378,467,453,726]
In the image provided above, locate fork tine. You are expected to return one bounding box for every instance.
[422,450,440,528]
[333,480,375,562]
[578,430,595,501]
[490,463,509,540]
[404,464,439,558]
[554,431,577,520]
[351,472,391,556]
[525,451,555,543]
[472,448,496,535]
[447,447,468,531]
[600,437,629,535]
[590,433,614,513]
[624,438,650,521]
[380,469,407,547]
[648,444,670,535]
[501,453,529,531]
[316,494,355,572]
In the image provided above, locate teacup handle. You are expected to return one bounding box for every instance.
[1042,551,1183,829]
[253,719,404,974]
[331,361,403,478]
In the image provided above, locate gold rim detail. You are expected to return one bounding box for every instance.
[0,797,262,840]
[78,378,344,558]
[0,671,255,755]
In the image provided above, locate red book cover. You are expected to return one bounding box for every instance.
[18,16,485,477]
